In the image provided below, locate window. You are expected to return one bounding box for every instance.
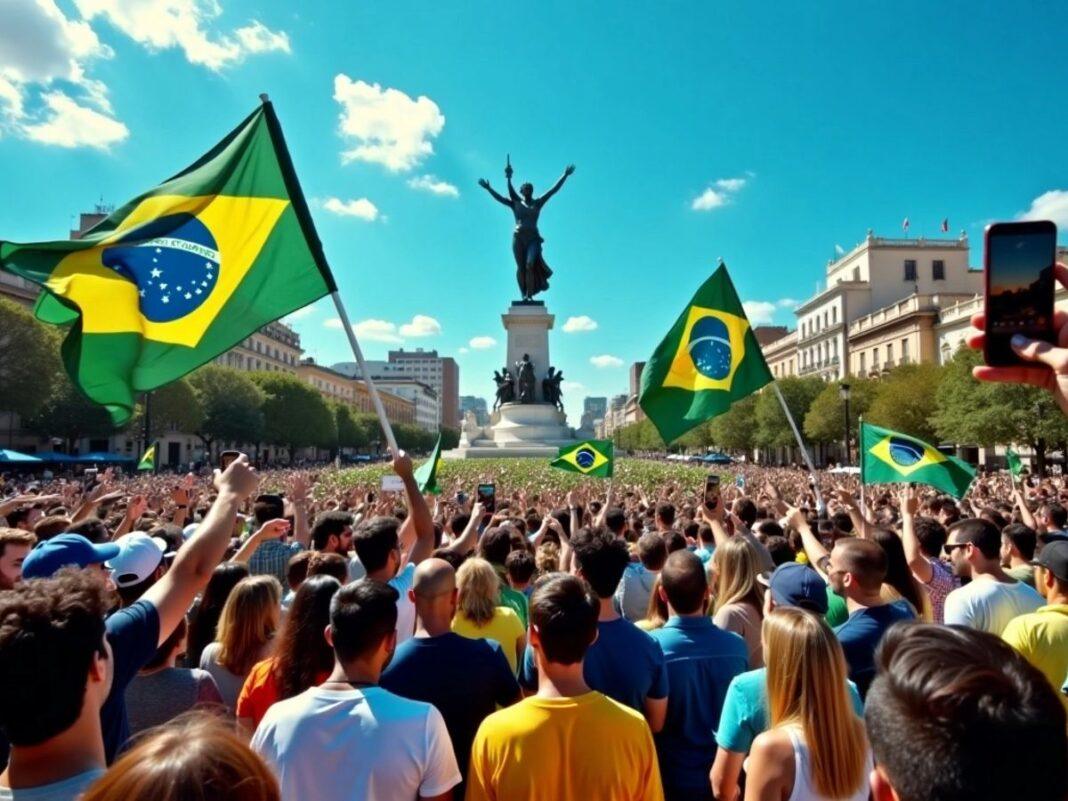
[933,259,945,280]
[904,260,917,281]
[832,307,837,325]
[886,343,894,364]
[860,352,866,374]
[901,338,910,363]
[853,266,860,281]
[872,348,880,369]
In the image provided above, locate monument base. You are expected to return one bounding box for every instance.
[444,402,575,460]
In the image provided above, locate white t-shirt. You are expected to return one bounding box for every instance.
[389,563,417,645]
[943,576,1044,635]
[251,685,460,801]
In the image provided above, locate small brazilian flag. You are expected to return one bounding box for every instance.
[137,444,155,472]
[413,434,443,495]
[551,440,614,478]
[639,264,773,443]
[1006,448,1023,478]
[860,422,976,499]
[0,99,335,425]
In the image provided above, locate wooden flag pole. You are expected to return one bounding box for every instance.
[330,291,399,455]
[858,415,866,512]
[772,382,824,512]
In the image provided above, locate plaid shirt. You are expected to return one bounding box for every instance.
[248,539,304,585]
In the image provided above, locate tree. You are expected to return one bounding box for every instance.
[188,366,266,456]
[440,427,460,450]
[866,363,943,442]
[0,298,62,421]
[26,377,116,452]
[803,378,877,444]
[754,377,825,449]
[128,378,205,445]
[333,402,368,452]
[709,395,757,453]
[250,371,335,461]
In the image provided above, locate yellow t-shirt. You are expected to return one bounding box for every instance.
[1002,604,1068,709]
[466,691,663,801]
[451,606,525,673]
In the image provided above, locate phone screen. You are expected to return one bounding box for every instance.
[477,483,496,513]
[220,451,240,470]
[703,475,720,511]
[985,221,1057,365]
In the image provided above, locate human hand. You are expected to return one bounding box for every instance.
[126,495,148,521]
[564,164,576,176]
[835,489,856,509]
[900,484,919,517]
[478,178,490,189]
[392,450,413,480]
[253,518,290,541]
[785,506,807,531]
[287,473,311,506]
[214,453,258,500]
[968,263,1068,416]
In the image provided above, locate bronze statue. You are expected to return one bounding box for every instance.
[492,368,515,409]
[479,156,575,301]
[543,367,565,412]
[515,354,536,403]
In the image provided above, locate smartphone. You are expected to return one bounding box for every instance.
[381,475,405,492]
[984,220,1057,366]
[477,483,496,513]
[456,491,467,506]
[703,475,720,511]
[220,450,241,470]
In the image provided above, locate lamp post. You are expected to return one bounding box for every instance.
[840,383,852,466]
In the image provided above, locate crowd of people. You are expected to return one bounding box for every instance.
[0,313,1067,801]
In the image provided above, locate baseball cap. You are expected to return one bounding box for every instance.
[768,562,829,615]
[21,534,120,580]
[1031,540,1068,582]
[106,532,167,588]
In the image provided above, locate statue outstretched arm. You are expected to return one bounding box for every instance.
[537,164,575,205]
[478,178,512,207]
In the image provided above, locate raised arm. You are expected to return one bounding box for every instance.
[478,178,512,207]
[786,507,830,579]
[897,484,932,584]
[536,164,575,205]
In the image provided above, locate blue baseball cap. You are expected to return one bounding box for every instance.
[768,562,828,615]
[21,534,121,580]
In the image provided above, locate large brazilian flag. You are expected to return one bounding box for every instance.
[860,421,976,498]
[0,100,336,425]
[639,264,773,443]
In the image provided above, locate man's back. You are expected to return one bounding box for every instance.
[834,601,915,697]
[615,562,657,622]
[251,685,459,801]
[1002,603,1068,703]
[944,577,1045,635]
[466,691,663,801]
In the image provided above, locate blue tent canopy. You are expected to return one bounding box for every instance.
[78,452,135,464]
[32,451,78,463]
[0,449,42,463]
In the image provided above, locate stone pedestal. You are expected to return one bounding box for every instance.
[502,302,553,403]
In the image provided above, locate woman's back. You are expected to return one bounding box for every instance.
[785,725,871,801]
[452,606,524,673]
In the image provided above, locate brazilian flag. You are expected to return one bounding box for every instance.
[413,434,443,495]
[639,264,773,443]
[551,440,614,478]
[860,422,976,498]
[137,444,155,472]
[0,99,335,425]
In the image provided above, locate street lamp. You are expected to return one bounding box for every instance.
[839,383,852,466]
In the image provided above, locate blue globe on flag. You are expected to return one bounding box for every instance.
[888,437,924,467]
[575,448,596,469]
[687,315,732,380]
[102,213,220,323]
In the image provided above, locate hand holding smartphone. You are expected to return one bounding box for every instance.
[703,475,720,512]
[477,483,496,514]
[220,450,241,471]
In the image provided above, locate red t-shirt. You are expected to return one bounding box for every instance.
[236,657,330,728]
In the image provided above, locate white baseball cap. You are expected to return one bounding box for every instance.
[106,532,167,588]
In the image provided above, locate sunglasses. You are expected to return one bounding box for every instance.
[943,543,969,554]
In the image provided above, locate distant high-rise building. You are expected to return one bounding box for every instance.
[583,397,608,419]
[629,362,646,398]
[460,395,490,426]
[336,348,459,428]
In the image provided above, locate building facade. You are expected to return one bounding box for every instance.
[761,329,798,379]
[388,349,460,428]
[216,321,303,373]
[460,395,490,426]
[368,379,438,431]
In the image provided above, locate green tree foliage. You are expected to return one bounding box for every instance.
[613,419,665,453]
[440,427,460,450]
[709,395,757,452]
[804,378,877,444]
[128,378,205,444]
[754,377,825,448]
[250,371,336,460]
[0,298,62,419]
[393,423,437,453]
[27,377,116,452]
[866,363,943,442]
[333,402,368,451]
[188,365,266,454]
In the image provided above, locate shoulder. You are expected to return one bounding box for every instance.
[749,728,795,777]
[595,692,651,729]
[729,667,766,695]
[106,599,160,636]
[244,657,277,685]
[390,562,416,589]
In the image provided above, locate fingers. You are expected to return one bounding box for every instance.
[972,364,1053,390]
[1011,334,1068,370]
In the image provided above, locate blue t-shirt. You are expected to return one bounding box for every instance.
[834,601,915,698]
[694,545,715,565]
[102,600,161,762]
[716,667,865,754]
[381,632,519,780]
[519,617,669,712]
[650,616,748,790]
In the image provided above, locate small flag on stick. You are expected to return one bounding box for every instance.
[137,445,155,472]
[941,217,949,233]
[413,435,443,495]
[551,440,614,478]
[860,422,975,498]
[902,217,910,232]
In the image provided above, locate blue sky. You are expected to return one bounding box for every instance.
[3,1,1068,425]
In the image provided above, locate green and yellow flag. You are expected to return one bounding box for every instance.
[137,444,155,472]
[0,100,335,425]
[413,434,443,495]
[638,264,773,443]
[551,439,614,478]
[1006,448,1023,478]
[860,421,975,498]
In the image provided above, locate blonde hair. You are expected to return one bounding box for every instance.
[764,608,867,799]
[82,712,279,801]
[216,576,281,675]
[456,558,500,626]
[712,536,764,614]
[641,574,668,631]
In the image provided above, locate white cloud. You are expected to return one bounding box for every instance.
[322,197,379,221]
[777,298,798,308]
[353,319,402,344]
[407,174,459,197]
[562,315,598,333]
[469,336,497,350]
[285,305,316,322]
[715,177,747,192]
[835,243,845,256]
[561,380,584,392]
[21,91,128,148]
[590,354,623,368]
[74,0,289,70]
[333,75,445,172]
[1018,190,1068,230]
[691,188,729,211]
[398,314,442,337]
[742,301,776,325]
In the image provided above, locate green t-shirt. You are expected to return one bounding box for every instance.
[1006,564,1036,588]
[500,585,529,628]
[825,586,849,627]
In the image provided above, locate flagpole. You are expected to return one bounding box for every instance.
[858,415,866,511]
[329,291,399,455]
[771,382,824,512]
